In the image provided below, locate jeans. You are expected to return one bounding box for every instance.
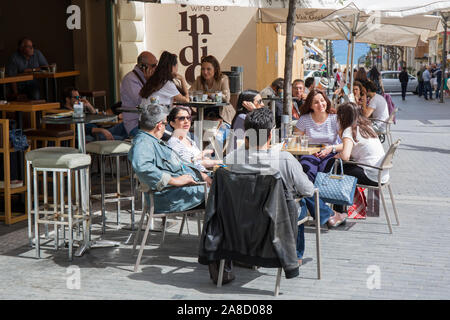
[95,122,139,141]
[435,80,441,99]
[418,81,424,97]
[296,197,333,259]
[423,81,432,100]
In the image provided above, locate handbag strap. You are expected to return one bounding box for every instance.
[328,158,344,176]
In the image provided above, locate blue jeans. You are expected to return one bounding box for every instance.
[423,81,432,100]
[95,122,139,141]
[296,197,333,259]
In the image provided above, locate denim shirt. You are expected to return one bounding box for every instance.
[128,130,205,213]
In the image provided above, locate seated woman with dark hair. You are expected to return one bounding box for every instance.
[294,89,342,182]
[229,90,265,151]
[166,106,222,172]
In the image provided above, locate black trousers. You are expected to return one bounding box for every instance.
[343,163,378,186]
[401,82,408,99]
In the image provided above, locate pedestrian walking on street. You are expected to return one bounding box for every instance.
[433,64,442,100]
[422,65,433,100]
[417,66,425,97]
[399,67,409,101]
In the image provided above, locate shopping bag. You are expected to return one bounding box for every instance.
[347,187,367,219]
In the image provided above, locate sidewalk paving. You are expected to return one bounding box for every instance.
[1,93,449,300]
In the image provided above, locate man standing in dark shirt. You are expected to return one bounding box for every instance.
[6,37,48,100]
[399,67,409,101]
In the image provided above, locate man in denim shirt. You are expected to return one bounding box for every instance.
[6,38,48,100]
[128,104,211,213]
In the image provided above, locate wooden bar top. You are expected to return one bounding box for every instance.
[0,102,60,112]
[0,75,33,84]
[32,70,80,79]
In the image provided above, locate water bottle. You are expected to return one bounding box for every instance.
[281,115,289,147]
[279,89,284,99]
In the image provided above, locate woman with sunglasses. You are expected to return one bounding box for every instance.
[140,51,189,106]
[167,107,222,172]
[189,55,236,124]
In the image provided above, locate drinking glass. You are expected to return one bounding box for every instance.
[300,135,309,150]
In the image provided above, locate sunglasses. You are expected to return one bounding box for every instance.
[175,116,192,121]
[255,99,263,105]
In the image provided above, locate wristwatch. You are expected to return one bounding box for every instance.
[332,145,336,153]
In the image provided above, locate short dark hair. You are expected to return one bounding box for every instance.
[167,106,191,129]
[63,86,78,100]
[305,77,315,88]
[365,80,378,93]
[271,78,284,91]
[17,37,32,50]
[244,108,274,147]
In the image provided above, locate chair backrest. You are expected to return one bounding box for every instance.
[381,139,401,169]
[386,107,398,125]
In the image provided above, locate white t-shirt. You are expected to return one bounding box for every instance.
[167,135,205,172]
[142,80,180,106]
[342,126,389,184]
[368,94,389,122]
[295,113,341,145]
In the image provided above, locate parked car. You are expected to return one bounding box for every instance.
[380,71,418,93]
[304,70,335,89]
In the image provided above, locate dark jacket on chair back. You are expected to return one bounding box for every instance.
[198,168,300,279]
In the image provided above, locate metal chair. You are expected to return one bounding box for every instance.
[217,188,322,296]
[132,180,208,272]
[344,139,401,234]
[371,108,398,146]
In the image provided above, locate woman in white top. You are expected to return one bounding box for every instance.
[139,51,190,106]
[293,89,342,182]
[334,102,389,186]
[167,106,222,172]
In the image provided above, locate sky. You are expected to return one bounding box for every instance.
[332,40,370,66]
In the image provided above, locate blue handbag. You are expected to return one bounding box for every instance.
[9,120,29,151]
[314,159,357,206]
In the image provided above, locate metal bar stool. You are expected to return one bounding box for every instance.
[86,141,135,233]
[28,149,92,261]
[26,147,82,246]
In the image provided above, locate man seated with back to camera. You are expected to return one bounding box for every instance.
[225,108,347,266]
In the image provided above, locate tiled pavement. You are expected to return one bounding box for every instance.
[1,93,450,300]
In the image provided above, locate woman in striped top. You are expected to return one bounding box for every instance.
[294,89,342,182]
[167,106,222,172]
